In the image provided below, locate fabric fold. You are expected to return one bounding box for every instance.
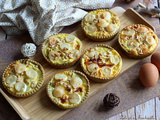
[0,0,115,45]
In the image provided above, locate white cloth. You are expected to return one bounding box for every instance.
[0,0,115,45]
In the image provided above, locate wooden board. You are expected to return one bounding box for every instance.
[0,7,156,120]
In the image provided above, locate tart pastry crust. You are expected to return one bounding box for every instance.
[2,59,44,97]
[81,44,122,82]
[46,70,90,109]
[81,9,120,41]
[118,24,159,59]
[42,33,82,68]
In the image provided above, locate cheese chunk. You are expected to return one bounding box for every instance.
[60,43,70,51]
[69,49,79,59]
[102,12,111,22]
[87,51,99,58]
[85,14,96,23]
[26,69,38,79]
[110,55,120,65]
[127,40,139,49]
[49,51,60,60]
[15,81,27,92]
[52,86,65,98]
[6,75,17,84]
[86,25,97,33]
[15,63,26,73]
[101,66,112,77]
[122,29,135,36]
[65,35,76,43]
[68,93,81,104]
[138,27,148,33]
[97,18,109,27]
[105,24,116,32]
[87,63,99,73]
[70,77,82,88]
[146,36,155,45]
[55,74,67,81]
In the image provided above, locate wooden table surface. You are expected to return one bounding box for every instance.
[0,0,160,120]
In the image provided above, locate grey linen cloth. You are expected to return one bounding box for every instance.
[0,0,115,45]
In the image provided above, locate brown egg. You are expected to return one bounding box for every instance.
[139,63,159,87]
[151,51,160,70]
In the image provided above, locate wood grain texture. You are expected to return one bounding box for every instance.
[127,107,135,120]
[135,99,156,120]
[155,97,160,120]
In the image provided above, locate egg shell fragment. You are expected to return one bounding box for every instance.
[139,63,159,87]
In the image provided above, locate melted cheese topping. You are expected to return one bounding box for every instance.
[3,59,43,94]
[52,86,65,98]
[82,9,120,38]
[81,45,122,79]
[47,71,89,108]
[42,33,82,65]
[119,24,158,57]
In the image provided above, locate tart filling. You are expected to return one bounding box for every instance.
[2,59,44,97]
[81,44,122,82]
[47,70,90,109]
[81,9,120,41]
[118,24,159,58]
[42,33,82,68]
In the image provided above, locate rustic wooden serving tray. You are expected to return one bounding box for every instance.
[0,7,156,120]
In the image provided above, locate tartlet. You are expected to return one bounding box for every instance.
[81,44,122,82]
[2,59,44,97]
[42,33,82,68]
[118,24,159,59]
[81,9,120,41]
[46,70,90,109]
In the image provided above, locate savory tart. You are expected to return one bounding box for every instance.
[118,24,159,59]
[46,70,90,109]
[81,9,120,41]
[81,44,122,82]
[42,33,82,68]
[2,59,44,97]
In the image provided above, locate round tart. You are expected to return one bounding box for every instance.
[118,24,159,59]
[42,33,82,68]
[81,9,120,41]
[2,59,44,97]
[46,70,90,109]
[81,44,122,82]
